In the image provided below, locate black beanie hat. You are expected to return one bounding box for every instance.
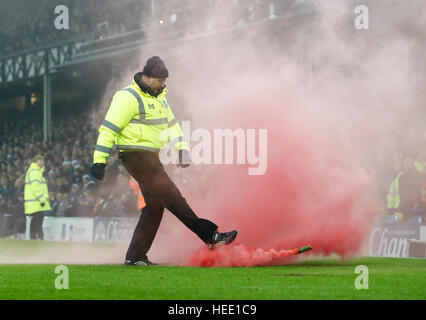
[141,56,169,78]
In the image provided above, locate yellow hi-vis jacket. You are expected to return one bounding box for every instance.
[414,161,426,173]
[94,79,189,164]
[24,162,51,214]
[386,171,404,221]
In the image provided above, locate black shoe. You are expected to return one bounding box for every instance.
[124,257,157,266]
[208,230,238,250]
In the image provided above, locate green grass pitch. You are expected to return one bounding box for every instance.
[0,240,425,300]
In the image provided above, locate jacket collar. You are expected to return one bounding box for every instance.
[31,162,44,172]
[133,72,167,98]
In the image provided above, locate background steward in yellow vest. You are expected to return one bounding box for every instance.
[24,154,51,240]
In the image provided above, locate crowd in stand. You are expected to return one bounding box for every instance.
[0,106,139,234]
[0,0,307,57]
[0,0,153,56]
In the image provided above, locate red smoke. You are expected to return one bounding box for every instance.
[186,242,300,267]
[178,83,376,267]
[143,5,396,266]
[130,0,422,267]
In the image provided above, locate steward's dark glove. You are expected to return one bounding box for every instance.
[177,149,190,168]
[90,163,106,182]
[40,202,45,208]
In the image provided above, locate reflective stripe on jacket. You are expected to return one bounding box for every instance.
[94,78,189,164]
[24,162,51,214]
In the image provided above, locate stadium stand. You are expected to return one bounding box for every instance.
[0,0,152,56]
[0,0,300,57]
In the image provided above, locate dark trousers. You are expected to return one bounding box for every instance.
[30,211,44,240]
[121,151,218,261]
